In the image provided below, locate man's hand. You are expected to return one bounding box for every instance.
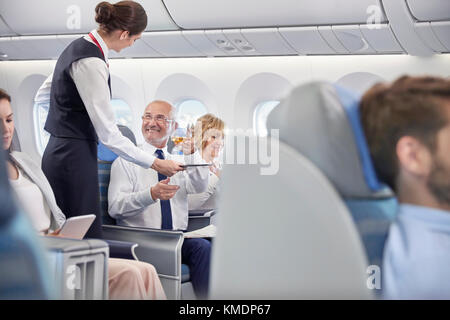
[150,178,180,201]
[152,158,184,177]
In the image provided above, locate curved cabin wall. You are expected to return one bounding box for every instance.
[1,54,449,162]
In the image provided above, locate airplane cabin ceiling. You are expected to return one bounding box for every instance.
[0,0,178,35]
[0,0,449,59]
[163,0,388,29]
[406,0,450,22]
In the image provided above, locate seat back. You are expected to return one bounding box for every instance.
[10,130,21,152]
[0,150,55,299]
[210,140,371,299]
[267,82,398,293]
[98,125,137,226]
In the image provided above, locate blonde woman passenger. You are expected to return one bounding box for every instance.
[188,114,225,211]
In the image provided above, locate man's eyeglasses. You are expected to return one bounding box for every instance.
[142,114,173,125]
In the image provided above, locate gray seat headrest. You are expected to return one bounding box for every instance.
[267,81,390,199]
[117,125,136,146]
[11,130,21,152]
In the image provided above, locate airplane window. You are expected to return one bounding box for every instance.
[110,99,133,128]
[33,99,133,154]
[175,99,208,128]
[253,100,280,137]
[34,101,51,155]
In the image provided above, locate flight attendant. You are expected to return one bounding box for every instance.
[42,1,183,238]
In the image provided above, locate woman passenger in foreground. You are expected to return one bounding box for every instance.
[1,88,166,300]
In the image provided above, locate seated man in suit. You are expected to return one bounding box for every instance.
[360,75,450,299]
[108,100,211,298]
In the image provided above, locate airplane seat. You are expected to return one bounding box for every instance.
[268,82,398,294]
[97,125,195,299]
[0,150,55,299]
[10,130,21,152]
[210,137,371,299]
[98,125,136,226]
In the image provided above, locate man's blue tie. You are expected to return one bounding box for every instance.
[155,149,173,230]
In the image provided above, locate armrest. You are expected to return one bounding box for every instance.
[102,225,184,277]
[187,210,216,232]
[40,236,109,300]
[188,209,216,217]
[103,239,139,261]
[41,236,108,253]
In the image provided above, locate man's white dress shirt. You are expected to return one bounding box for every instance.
[35,29,155,168]
[108,143,209,230]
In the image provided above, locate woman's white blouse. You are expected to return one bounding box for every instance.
[35,29,155,169]
[9,167,52,234]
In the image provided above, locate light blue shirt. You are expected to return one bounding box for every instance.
[383,204,450,299]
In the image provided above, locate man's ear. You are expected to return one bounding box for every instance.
[396,136,432,177]
[119,30,130,40]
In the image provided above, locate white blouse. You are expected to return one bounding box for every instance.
[9,167,52,234]
[35,29,155,169]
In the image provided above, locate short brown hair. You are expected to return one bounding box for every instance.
[360,75,450,191]
[194,114,225,151]
[95,1,147,36]
[0,88,11,102]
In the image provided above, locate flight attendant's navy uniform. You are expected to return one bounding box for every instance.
[42,37,110,239]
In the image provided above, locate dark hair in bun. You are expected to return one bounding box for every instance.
[95,2,115,25]
[95,1,147,36]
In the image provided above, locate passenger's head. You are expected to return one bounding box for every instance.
[141,100,176,148]
[0,89,13,151]
[360,75,450,208]
[194,114,225,161]
[95,1,147,52]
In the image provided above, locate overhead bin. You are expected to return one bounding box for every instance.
[0,0,178,36]
[430,22,450,52]
[181,30,228,56]
[0,36,67,60]
[0,17,15,37]
[241,29,297,56]
[142,31,204,57]
[360,24,403,53]
[332,26,376,54]
[317,27,348,54]
[279,27,335,55]
[414,23,449,53]
[406,0,450,22]
[162,0,387,29]
[109,38,163,58]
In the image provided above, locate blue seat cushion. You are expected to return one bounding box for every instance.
[345,198,398,268]
[98,161,115,225]
[181,264,190,283]
[98,143,118,162]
